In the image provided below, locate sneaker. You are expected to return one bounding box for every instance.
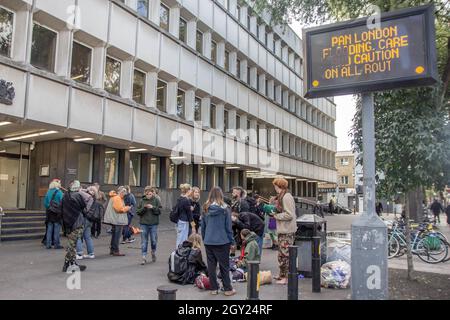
[210,290,219,295]
[224,289,236,296]
[151,252,157,262]
[83,254,95,259]
[121,240,127,244]
[76,254,84,260]
[126,238,136,244]
[141,256,147,265]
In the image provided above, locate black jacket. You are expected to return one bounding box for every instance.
[192,200,201,221]
[233,211,265,237]
[61,191,86,232]
[231,198,250,213]
[177,196,193,222]
[167,241,207,285]
[430,201,444,215]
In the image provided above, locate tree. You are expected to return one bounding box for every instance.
[252,0,450,280]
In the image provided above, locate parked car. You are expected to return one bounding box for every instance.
[321,203,352,215]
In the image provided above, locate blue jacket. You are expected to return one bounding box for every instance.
[44,188,63,209]
[124,193,137,216]
[201,204,234,246]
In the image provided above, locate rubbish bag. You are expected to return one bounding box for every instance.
[327,243,351,264]
[321,260,351,289]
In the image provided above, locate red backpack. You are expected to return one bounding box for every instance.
[194,273,211,290]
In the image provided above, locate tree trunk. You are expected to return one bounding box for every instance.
[405,192,415,280]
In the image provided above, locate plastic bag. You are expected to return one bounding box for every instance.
[321,261,351,289]
[327,243,351,264]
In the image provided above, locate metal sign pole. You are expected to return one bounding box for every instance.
[351,93,388,300]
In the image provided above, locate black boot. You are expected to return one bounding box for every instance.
[62,261,70,272]
[73,262,87,272]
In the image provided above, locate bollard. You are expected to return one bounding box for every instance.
[246,261,260,300]
[157,285,178,300]
[287,245,299,300]
[311,236,321,293]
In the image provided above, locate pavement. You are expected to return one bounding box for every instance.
[0,211,448,300]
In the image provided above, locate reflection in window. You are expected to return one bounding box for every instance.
[157,80,167,112]
[149,157,160,187]
[194,97,201,122]
[224,110,229,132]
[129,152,141,186]
[137,0,149,18]
[179,18,187,43]
[0,7,14,57]
[31,23,57,72]
[104,148,118,185]
[210,104,216,129]
[185,164,193,185]
[177,90,185,119]
[200,165,207,190]
[236,59,241,78]
[133,69,146,105]
[212,167,219,188]
[77,144,93,183]
[196,30,203,54]
[71,42,92,84]
[211,41,217,64]
[160,4,169,32]
[168,163,177,189]
[105,56,121,95]
[224,50,229,71]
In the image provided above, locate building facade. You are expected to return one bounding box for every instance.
[0,0,337,211]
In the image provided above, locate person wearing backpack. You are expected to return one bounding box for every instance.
[61,181,87,272]
[137,186,162,265]
[174,184,195,248]
[201,187,236,296]
[76,186,98,260]
[44,179,64,249]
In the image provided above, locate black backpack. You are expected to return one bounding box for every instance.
[86,200,104,223]
[47,190,62,216]
[169,200,180,223]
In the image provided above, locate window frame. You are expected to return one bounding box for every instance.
[136,0,149,18]
[133,67,147,105]
[224,50,230,71]
[210,104,216,129]
[159,3,170,32]
[179,17,187,44]
[30,21,59,73]
[104,55,122,96]
[71,40,94,85]
[0,5,15,58]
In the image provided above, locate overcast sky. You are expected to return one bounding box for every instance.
[289,22,357,152]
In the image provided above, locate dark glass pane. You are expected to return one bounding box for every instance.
[177,90,185,119]
[194,97,201,121]
[0,8,13,57]
[31,24,57,72]
[104,56,121,95]
[157,80,167,112]
[104,148,118,185]
[133,69,146,104]
[179,19,187,43]
[211,41,216,64]
[210,104,216,129]
[71,42,92,84]
[160,4,169,32]
[137,0,149,18]
[129,153,141,186]
[196,31,203,54]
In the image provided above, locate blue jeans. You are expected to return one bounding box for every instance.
[256,235,263,256]
[122,213,134,240]
[46,222,61,248]
[110,225,123,253]
[141,224,158,256]
[76,219,94,255]
[176,220,189,248]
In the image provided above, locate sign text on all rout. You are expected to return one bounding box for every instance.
[303,4,438,98]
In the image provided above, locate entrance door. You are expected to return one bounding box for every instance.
[0,157,20,209]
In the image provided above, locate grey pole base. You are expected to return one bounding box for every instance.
[157,285,178,300]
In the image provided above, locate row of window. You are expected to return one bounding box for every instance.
[281,134,335,168]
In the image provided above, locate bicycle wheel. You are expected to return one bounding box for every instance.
[388,235,400,259]
[416,236,448,264]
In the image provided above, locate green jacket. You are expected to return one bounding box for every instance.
[237,232,261,269]
[136,196,162,225]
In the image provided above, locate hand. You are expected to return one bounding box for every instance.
[146,204,153,209]
[190,206,194,211]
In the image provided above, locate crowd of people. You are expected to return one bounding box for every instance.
[43,177,299,297]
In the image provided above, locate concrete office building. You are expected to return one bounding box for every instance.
[0,0,337,214]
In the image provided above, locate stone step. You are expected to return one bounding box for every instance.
[1,221,45,229]
[0,232,45,242]
[1,216,46,223]
[3,211,46,218]
[1,226,47,235]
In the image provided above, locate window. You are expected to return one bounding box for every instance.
[210,104,216,129]
[257,74,260,91]
[133,69,146,104]
[236,115,241,130]
[247,66,250,84]
[185,164,193,185]
[237,5,241,21]
[265,79,269,96]
[224,109,229,132]
[265,31,268,46]
[179,18,187,43]
[156,80,167,112]
[104,148,119,185]
[177,89,185,119]
[77,144,93,183]
[267,129,271,148]
[340,158,349,166]
[211,41,217,64]
[256,124,260,145]
[149,157,160,187]
[104,56,121,95]
[31,23,57,72]
[0,7,14,57]
[224,168,230,192]
[71,41,92,84]
[129,152,141,186]
[160,4,169,32]
[224,50,229,71]
[168,163,178,189]
[247,14,251,29]
[194,97,201,121]
[341,176,349,185]
[196,30,203,54]
[200,165,207,190]
[236,59,241,78]
[137,0,149,18]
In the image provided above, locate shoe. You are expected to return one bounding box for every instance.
[76,254,83,260]
[210,290,219,295]
[83,254,95,259]
[55,246,64,249]
[151,252,157,262]
[72,263,87,272]
[141,256,147,265]
[112,252,125,257]
[62,261,70,272]
[121,240,127,244]
[276,278,288,285]
[224,289,236,296]
[126,238,136,244]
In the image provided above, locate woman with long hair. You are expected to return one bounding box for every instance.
[176,184,195,247]
[201,187,236,296]
[271,178,297,285]
[190,186,202,233]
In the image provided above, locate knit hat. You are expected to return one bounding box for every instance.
[70,180,81,192]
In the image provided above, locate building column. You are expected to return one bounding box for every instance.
[121,60,134,99]
[249,119,257,144]
[289,52,295,69]
[166,81,178,115]
[149,0,161,25]
[169,4,181,38]
[203,30,212,60]
[228,0,238,17]
[229,51,237,76]
[215,104,225,132]
[259,124,267,148]
[92,46,107,89]
[184,89,195,121]
[217,41,226,68]
[275,85,282,104]
[239,114,248,140]
[289,95,296,113]
[14,8,31,62]
[282,46,289,64]
[201,96,211,128]
[186,19,197,50]
[282,90,289,109]
[56,29,73,77]
[295,57,301,74]
[275,39,282,57]
[145,71,158,109]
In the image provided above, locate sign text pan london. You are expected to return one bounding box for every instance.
[303,4,438,98]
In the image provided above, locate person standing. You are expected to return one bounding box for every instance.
[313,201,324,218]
[272,178,297,285]
[137,187,162,265]
[44,179,64,249]
[61,181,87,272]
[201,187,236,296]
[328,195,335,215]
[445,203,450,226]
[190,187,202,234]
[376,202,383,217]
[76,186,97,260]
[230,187,250,214]
[176,184,195,248]
[104,186,130,256]
[430,198,444,224]
[91,183,107,238]
[122,185,137,244]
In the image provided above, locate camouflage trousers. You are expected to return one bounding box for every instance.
[277,233,295,278]
[64,226,84,264]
